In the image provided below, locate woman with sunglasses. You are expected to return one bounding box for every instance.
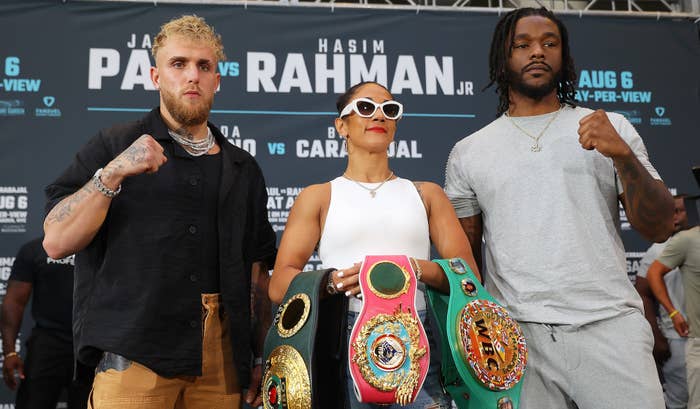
[269,81,479,408]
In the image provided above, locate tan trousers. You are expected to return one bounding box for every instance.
[89,294,241,409]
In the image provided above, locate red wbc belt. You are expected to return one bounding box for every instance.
[348,255,429,405]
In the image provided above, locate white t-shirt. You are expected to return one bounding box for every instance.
[445,105,661,325]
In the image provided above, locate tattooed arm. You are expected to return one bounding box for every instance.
[578,109,674,243]
[43,134,167,259]
[615,154,674,242]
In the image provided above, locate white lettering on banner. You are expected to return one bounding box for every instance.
[88,48,120,89]
[296,139,346,158]
[266,186,303,232]
[127,33,152,49]
[247,52,469,96]
[0,186,29,232]
[120,49,154,90]
[575,69,652,104]
[1,257,14,282]
[218,125,256,156]
[318,39,384,54]
[47,255,75,266]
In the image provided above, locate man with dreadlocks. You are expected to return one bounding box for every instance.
[445,7,674,408]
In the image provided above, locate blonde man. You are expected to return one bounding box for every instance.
[43,15,275,409]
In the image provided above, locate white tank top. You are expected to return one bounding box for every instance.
[319,176,430,311]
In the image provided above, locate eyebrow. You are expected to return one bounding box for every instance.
[513,31,561,41]
[167,56,213,65]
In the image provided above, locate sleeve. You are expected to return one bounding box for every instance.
[610,114,662,195]
[657,232,689,270]
[444,141,481,218]
[637,244,661,279]
[245,160,277,268]
[9,239,40,283]
[44,130,114,215]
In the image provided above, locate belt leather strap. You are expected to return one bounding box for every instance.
[263,268,347,409]
[348,255,430,405]
[426,258,527,409]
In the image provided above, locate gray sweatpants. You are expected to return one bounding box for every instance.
[687,338,700,409]
[519,312,664,409]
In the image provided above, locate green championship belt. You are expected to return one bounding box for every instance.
[262,269,346,409]
[426,258,527,409]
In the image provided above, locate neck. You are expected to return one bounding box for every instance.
[344,155,392,182]
[507,90,561,117]
[160,106,209,140]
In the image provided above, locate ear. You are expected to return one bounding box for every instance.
[150,66,160,90]
[334,117,347,139]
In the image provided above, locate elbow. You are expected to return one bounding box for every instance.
[42,235,71,260]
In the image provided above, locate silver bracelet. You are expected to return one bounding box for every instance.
[92,168,122,198]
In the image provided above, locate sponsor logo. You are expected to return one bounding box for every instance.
[613,109,642,125]
[650,106,672,126]
[35,95,62,117]
[0,99,25,116]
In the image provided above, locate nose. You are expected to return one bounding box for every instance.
[184,64,200,83]
[530,43,545,59]
[371,106,386,121]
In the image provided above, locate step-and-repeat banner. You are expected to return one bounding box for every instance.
[0,0,699,405]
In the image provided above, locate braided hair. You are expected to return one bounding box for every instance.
[486,7,578,116]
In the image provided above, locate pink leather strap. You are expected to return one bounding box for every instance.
[348,255,430,405]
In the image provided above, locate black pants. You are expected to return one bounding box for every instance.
[15,329,93,409]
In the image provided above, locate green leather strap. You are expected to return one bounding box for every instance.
[263,268,346,409]
[427,258,526,409]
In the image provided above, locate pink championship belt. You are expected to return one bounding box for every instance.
[348,255,430,405]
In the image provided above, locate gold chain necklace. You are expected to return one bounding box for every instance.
[343,171,394,198]
[505,106,563,152]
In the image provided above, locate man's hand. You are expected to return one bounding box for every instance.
[101,134,168,188]
[578,109,632,158]
[2,354,24,390]
[245,361,263,407]
[672,313,689,337]
[652,334,671,367]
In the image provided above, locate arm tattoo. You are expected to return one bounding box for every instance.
[123,144,148,165]
[46,180,96,224]
[615,154,673,241]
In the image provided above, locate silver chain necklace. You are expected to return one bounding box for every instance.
[343,171,394,198]
[505,105,563,152]
[168,127,215,156]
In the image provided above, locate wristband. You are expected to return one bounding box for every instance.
[92,168,122,198]
[4,352,18,359]
[669,309,680,319]
[410,257,423,281]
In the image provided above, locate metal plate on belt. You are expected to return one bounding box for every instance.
[263,345,311,409]
[456,299,527,391]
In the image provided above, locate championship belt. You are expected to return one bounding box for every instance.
[348,255,430,405]
[263,268,347,409]
[426,258,527,409]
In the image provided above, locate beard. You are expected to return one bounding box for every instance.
[508,65,561,101]
[161,87,213,127]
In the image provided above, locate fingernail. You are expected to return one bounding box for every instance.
[336,282,344,289]
[356,293,363,299]
[345,290,352,297]
[337,270,344,278]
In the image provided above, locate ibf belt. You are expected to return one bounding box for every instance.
[348,255,429,405]
[426,258,527,409]
[263,269,347,409]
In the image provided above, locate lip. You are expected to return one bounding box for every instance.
[524,63,551,73]
[366,127,387,133]
[184,90,201,97]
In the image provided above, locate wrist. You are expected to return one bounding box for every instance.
[409,257,423,281]
[92,168,122,198]
[326,269,339,295]
[4,351,18,359]
[100,165,125,190]
[669,309,680,319]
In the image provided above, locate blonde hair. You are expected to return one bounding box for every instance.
[152,15,226,62]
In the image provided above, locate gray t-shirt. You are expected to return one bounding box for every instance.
[445,105,661,325]
[638,241,685,340]
[658,226,700,338]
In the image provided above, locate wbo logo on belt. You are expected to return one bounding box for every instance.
[427,258,527,409]
[348,255,430,405]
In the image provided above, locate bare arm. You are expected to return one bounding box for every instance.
[269,184,326,304]
[43,135,167,259]
[415,182,480,294]
[647,260,688,337]
[577,109,673,242]
[634,276,670,364]
[458,214,483,275]
[0,280,31,390]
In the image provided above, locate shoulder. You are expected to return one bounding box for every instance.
[294,182,331,209]
[411,180,443,196]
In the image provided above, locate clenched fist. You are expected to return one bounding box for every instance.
[101,134,168,189]
[578,109,632,158]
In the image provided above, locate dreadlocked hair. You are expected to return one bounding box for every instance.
[486,7,578,116]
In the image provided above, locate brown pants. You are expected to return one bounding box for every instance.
[89,294,241,409]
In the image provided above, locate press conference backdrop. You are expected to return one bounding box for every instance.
[0,0,698,405]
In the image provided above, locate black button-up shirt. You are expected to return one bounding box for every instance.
[45,108,276,384]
